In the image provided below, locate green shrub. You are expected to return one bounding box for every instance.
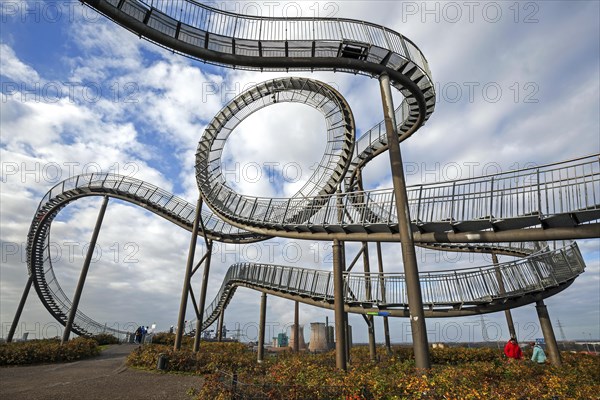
[90,333,120,345]
[0,337,100,366]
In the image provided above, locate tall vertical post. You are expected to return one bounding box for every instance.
[357,172,377,361]
[492,253,516,339]
[193,241,213,352]
[379,73,430,369]
[293,301,299,352]
[257,292,267,363]
[341,241,351,364]
[332,239,347,370]
[376,242,392,354]
[62,196,109,344]
[174,197,203,351]
[7,276,33,342]
[362,242,377,361]
[536,300,562,366]
[217,309,224,342]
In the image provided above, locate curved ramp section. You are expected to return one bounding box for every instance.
[198,243,585,329]
[196,77,355,225]
[197,154,600,240]
[196,77,355,199]
[81,0,435,144]
[26,0,599,338]
[27,173,266,336]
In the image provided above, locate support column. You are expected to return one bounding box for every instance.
[362,242,377,361]
[536,300,562,366]
[492,253,516,339]
[61,196,109,344]
[257,292,267,363]
[7,276,33,342]
[174,197,202,351]
[379,73,430,369]
[332,239,347,370]
[341,241,351,364]
[193,241,213,352]
[217,309,224,342]
[293,301,299,352]
[376,242,392,354]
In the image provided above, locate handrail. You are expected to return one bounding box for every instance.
[196,243,584,329]
[199,154,600,229]
[22,0,597,338]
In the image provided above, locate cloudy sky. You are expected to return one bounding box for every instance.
[1,1,599,344]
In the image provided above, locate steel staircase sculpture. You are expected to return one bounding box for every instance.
[27,157,599,336]
[20,0,600,336]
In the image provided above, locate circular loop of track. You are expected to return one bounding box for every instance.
[196,77,355,218]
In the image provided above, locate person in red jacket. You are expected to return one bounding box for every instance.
[504,336,523,360]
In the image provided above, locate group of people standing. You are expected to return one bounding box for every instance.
[134,325,148,344]
[504,336,547,363]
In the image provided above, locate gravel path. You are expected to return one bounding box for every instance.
[0,344,203,400]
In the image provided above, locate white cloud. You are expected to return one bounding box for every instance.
[0,43,41,83]
[0,0,598,343]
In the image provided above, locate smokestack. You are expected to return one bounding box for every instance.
[289,324,306,350]
[309,322,329,352]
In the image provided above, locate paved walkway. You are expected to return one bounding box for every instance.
[0,344,203,400]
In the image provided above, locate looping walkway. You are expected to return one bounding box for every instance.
[20,0,600,338]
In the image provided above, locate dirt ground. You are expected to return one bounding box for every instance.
[0,343,204,400]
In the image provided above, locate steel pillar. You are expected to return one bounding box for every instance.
[379,73,430,369]
[61,196,109,344]
[174,197,202,351]
[332,239,347,370]
[257,292,267,363]
[293,301,299,352]
[217,309,224,342]
[7,276,33,342]
[362,242,376,361]
[376,242,392,354]
[536,300,562,366]
[193,241,213,352]
[492,253,516,338]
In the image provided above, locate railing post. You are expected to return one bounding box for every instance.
[174,197,203,351]
[535,300,562,366]
[293,301,300,352]
[257,292,267,363]
[332,239,347,371]
[536,168,542,214]
[379,73,430,370]
[362,242,376,362]
[492,253,516,339]
[489,177,494,218]
[376,242,392,354]
[62,196,109,344]
[7,276,33,343]
[193,240,213,352]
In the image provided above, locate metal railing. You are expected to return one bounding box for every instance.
[33,173,261,241]
[195,77,355,204]
[101,0,432,78]
[26,172,268,337]
[198,243,584,328]
[202,155,600,230]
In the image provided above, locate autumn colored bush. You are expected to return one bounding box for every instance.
[150,332,193,347]
[90,333,120,345]
[127,341,260,374]
[126,342,600,399]
[197,345,600,400]
[0,337,100,366]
